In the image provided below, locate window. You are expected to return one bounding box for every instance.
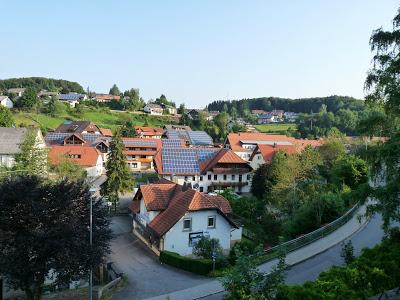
[214,174,217,180]
[223,174,227,180]
[199,187,204,192]
[208,174,211,180]
[132,163,138,168]
[185,176,188,181]
[192,176,196,181]
[183,218,192,231]
[200,176,203,181]
[247,174,251,180]
[231,174,235,180]
[207,216,216,228]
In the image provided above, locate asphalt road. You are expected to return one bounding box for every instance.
[109,216,212,300]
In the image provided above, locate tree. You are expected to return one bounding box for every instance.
[120,120,137,137]
[101,130,133,211]
[0,106,14,127]
[177,103,185,114]
[341,240,355,265]
[123,88,144,111]
[193,237,223,260]
[109,84,121,96]
[18,87,38,110]
[14,129,48,174]
[52,159,87,181]
[0,175,111,300]
[331,155,368,189]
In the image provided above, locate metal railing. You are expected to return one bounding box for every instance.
[258,202,361,263]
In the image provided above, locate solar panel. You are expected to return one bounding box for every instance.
[187,131,213,145]
[123,140,157,147]
[162,139,183,148]
[197,148,219,162]
[162,148,200,174]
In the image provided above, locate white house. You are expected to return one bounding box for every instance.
[154,147,253,194]
[49,145,104,178]
[0,127,45,168]
[0,96,13,108]
[7,88,25,97]
[129,180,242,256]
[144,103,163,115]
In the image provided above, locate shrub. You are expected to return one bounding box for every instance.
[160,251,223,275]
[193,237,223,259]
[229,239,257,264]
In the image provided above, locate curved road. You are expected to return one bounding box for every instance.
[203,214,385,300]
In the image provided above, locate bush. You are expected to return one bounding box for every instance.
[229,239,257,264]
[160,251,222,275]
[193,237,223,259]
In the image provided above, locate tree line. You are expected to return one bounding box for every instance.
[0,77,85,94]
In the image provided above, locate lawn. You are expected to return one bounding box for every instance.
[255,123,297,133]
[13,108,177,133]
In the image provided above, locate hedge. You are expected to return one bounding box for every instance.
[160,251,215,275]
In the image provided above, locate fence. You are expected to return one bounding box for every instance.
[258,202,361,263]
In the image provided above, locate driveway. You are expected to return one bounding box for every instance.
[109,216,212,300]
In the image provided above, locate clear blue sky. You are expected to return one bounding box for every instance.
[0,0,398,108]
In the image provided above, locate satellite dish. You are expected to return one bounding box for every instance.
[193,183,199,189]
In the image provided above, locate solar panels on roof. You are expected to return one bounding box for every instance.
[45,133,108,144]
[123,140,157,147]
[162,148,200,174]
[197,148,219,162]
[187,131,213,146]
[162,139,183,148]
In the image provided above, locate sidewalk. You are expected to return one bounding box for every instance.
[145,204,369,300]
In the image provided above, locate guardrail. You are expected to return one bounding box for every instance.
[257,202,360,263]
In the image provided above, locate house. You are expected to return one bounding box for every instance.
[284,112,299,122]
[129,180,242,256]
[164,129,213,147]
[271,109,284,118]
[251,109,266,116]
[258,113,277,124]
[122,137,162,171]
[186,109,203,120]
[54,121,102,135]
[161,104,177,115]
[0,96,13,108]
[249,144,296,170]
[94,94,121,102]
[0,127,45,168]
[58,93,87,107]
[7,88,25,97]
[38,90,58,98]
[99,128,113,137]
[164,124,191,131]
[49,145,103,178]
[225,132,323,162]
[144,103,163,115]
[134,126,164,139]
[206,111,219,121]
[154,147,253,193]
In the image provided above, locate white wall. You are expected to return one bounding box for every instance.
[249,153,265,170]
[0,154,15,168]
[85,155,103,178]
[163,210,234,256]
[0,97,13,108]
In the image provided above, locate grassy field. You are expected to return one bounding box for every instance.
[255,123,297,133]
[13,107,177,133]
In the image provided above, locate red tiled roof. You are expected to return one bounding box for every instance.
[255,144,296,162]
[99,128,113,137]
[201,148,250,173]
[129,183,235,237]
[49,145,101,167]
[134,126,164,136]
[95,94,120,101]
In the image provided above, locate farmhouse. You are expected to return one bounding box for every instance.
[134,126,164,139]
[122,137,162,171]
[129,180,242,256]
[144,103,163,115]
[0,96,13,108]
[54,121,102,135]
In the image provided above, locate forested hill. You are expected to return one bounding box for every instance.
[207,95,364,114]
[0,77,84,94]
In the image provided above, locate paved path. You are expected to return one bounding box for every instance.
[146,204,376,300]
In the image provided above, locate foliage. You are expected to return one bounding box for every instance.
[340,240,355,265]
[101,130,133,211]
[229,240,257,264]
[0,106,14,127]
[122,88,145,111]
[51,159,87,182]
[155,94,175,107]
[120,120,137,137]
[193,236,223,260]
[109,84,121,96]
[0,175,111,300]
[331,155,368,189]
[18,87,39,110]
[159,251,221,275]
[0,77,84,94]
[14,129,48,175]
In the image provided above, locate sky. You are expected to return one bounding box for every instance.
[0,1,399,108]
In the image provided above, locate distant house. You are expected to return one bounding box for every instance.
[258,114,277,124]
[164,125,192,131]
[7,88,25,97]
[122,137,162,171]
[144,103,163,115]
[251,109,266,116]
[248,144,296,170]
[284,112,298,122]
[134,126,164,139]
[94,94,121,102]
[49,145,103,178]
[160,104,177,115]
[58,93,87,107]
[186,109,203,120]
[54,121,102,135]
[129,180,242,256]
[0,127,45,168]
[163,129,213,147]
[271,109,284,118]
[38,90,58,98]
[0,96,13,108]
[206,111,219,121]
[99,128,113,137]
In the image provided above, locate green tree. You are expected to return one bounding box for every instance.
[18,87,38,110]
[14,129,47,174]
[123,88,144,111]
[52,159,87,181]
[331,155,368,189]
[0,175,111,300]
[109,84,121,96]
[178,103,185,114]
[193,237,223,260]
[0,106,14,127]
[120,120,137,137]
[101,130,133,211]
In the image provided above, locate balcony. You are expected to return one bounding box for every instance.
[210,181,248,187]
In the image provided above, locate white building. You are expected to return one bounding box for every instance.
[7,88,25,97]
[154,147,253,194]
[0,127,45,168]
[129,180,242,256]
[0,96,13,108]
[144,103,163,115]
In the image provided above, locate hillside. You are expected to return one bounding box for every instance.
[0,77,84,94]
[13,108,177,133]
[207,95,364,115]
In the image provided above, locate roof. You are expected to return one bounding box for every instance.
[58,93,84,101]
[122,137,162,149]
[95,94,120,101]
[187,131,213,146]
[48,145,101,167]
[99,128,113,137]
[164,125,192,131]
[201,149,251,173]
[249,144,297,162]
[130,182,235,237]
[0,96,11,101]
[146,103,163,109]
[134,126,164,136]
[45,132,110,146]
[226,132,298,152]
[54,121,100,134]
[7,88,25,93]
[0,127,28,154]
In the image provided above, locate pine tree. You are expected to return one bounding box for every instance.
[101,130,133,211]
